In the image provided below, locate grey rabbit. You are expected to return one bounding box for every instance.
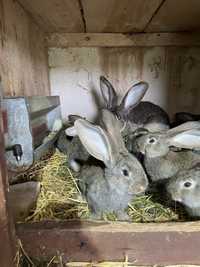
[167,164,200,218]
[173,112,200,127]
[132,121,200,181]
[57,113,110,172]
[73,109,148,220]
[57,115,91,172]
[100,76,170,133]
[57,131,90,172]
[57,104,125,171]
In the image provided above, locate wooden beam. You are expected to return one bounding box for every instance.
[0,80,17,267]
[46,32,200,47]
[17,220,200,265]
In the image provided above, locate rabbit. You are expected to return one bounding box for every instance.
[57,113,99,172]
[57,111,126,172]
[73,109,148,220]
[176,112,200,123]
[57,114,107,172]
[172,112,200,127]
[167,164,200,218]
[132,121,200,181]
[100,76,170,133]
[56,130,90,172]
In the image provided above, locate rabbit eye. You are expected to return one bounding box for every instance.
[148,137,156,144]
[184,181,192,188]
[122,169,129,177]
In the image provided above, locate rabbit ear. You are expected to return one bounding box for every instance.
[100,76,118,110]
[65,126,77,136]
[119,81,148,113]
[167,121,200,137]
[100,109,125,150]
[68,114,84,123]
[74,119,114,166]
[168,129,200,149]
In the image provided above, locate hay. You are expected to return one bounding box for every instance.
[15,150,179,223]
[128,195,178,222]
[15,243,143,267]
[15,239,199,267]
[22,151,89,222]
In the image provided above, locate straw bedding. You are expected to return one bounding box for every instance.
[15,150,180,223]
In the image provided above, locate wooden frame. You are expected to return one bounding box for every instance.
[46,32,200,48]
[0,82,17,267]
[2,3,200,266]
[17,220,200,265]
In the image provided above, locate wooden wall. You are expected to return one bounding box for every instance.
[17,0,200,34]
[0,0,49,96]
[49,47,200,120]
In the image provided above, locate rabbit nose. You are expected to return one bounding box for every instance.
[138,185,147,193]
[134,183,148,194]
[141,179,149,191]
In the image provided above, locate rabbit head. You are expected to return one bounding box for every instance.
[100,76,148,121]
[74,109,148,195]
[167,165,200,209]
[134,121,200,158]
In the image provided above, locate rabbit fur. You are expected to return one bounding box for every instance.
[56,113,114,172]
[132,121,200,181]
[57,106,126,171]
[174,112,200,125]
[100,76,170,133]
[73,109,148,220]
[167,164,200,217]
[56,130,90,172]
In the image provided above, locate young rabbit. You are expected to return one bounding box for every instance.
[173,112,200,126]
[74,109,148,220]
[57,111,125,171]
[167,165,200,218]
[132,121,200,181]
[100,76,170,133]
[56,130,90,172]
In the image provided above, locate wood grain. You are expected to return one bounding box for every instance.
[146,0,200,32]
[17,0,84,33]
[0,81,16,267]
[0,0,50,96]
[46,32,200,47]
[17,220,200,265]
[81,0,162,33]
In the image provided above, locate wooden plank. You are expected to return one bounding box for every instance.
[0,0,50,96]
[0,80,17,267]
[17,220,200,265]
[81,0,162,33]
[146,0,200,32]
[46,32,200,47]
[68,266,200,267]
[17,0,84,33]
